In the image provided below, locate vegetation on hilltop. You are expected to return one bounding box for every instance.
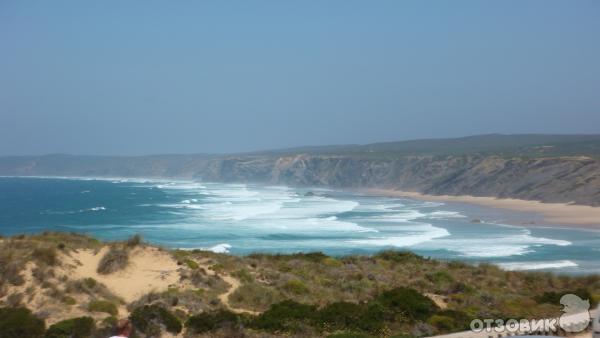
[0,233,598,337]
[2,134,600,206]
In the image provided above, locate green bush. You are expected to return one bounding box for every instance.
[252,300,317,332]
[229,282,281,312]
[88,300,118,316]
[233,269,254,283]
[184,259,199,270]
[283,279,309,295]
[0,307,45,338]
[45,317,94,338]
[83,277,96,289]
[326,332,374,338]
[62,296,77,305]
[185,309,240,334]
[290,252,328,262]
[534,288,592,304]
[375,287,438,321]
[426,271,454,284]
[97,247,129,274]
[429,310,471,331]
[318,301,364,331]
[375,250,422,263]
[356,302,387,332]
[130,304,182,335]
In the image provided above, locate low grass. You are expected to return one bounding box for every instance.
[88,299,118,316]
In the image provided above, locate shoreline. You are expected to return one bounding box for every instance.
[363,188,600,229]
[4,175,600,229]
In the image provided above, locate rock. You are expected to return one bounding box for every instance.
[471,219,481,223]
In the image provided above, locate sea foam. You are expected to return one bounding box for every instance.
[497,260,578,271]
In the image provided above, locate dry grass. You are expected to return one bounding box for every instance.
[0,233,599,337]
[96,247,129,275]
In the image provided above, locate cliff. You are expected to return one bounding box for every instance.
[1,134,600,206]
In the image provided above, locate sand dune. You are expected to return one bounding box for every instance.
[66,246,181,303]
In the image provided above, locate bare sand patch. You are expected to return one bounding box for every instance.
[66,246,181,303]
[425,293,448,310]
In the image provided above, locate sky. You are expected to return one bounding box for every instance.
[1,1,599,156]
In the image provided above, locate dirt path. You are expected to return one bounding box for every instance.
[202,264,260,315]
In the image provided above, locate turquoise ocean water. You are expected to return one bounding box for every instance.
[1,176,599,274]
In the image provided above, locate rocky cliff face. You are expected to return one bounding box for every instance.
[191,154,600,206]
[1,153,599,206]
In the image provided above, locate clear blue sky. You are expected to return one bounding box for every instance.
[1,1,599,155]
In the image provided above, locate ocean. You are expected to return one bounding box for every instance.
[1,176,599,274]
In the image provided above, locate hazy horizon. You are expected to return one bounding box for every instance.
[2,1,599,156]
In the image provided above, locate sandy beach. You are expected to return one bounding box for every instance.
[364,189,600,229]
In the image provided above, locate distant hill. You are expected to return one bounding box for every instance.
[1,134,600,205]
[256,133,600,157]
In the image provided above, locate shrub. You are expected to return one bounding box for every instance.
[427,310,471,332]
[326,332,374,338]
[62,296,77,306]
[83,277,97,289]
[130,304,182,335]
[317,301,364,331]
[375,250,422,263]
[534,288,592,304]
[447,261,468,269]
[229,282,281,312]
[185,309,240,334]
[252,300,317,332]
[426,271,454,284]
[88,300,118,316]
[375,287,438,321]
[45,317,94,338]
[233,269,254,283]
[356,302,387,333]
[290,252,328,263]
[0,307,45,338]
[97,247,129,274]
[185,259,199,270]
[6,293,23,307]
[126,234,142,247]
[0,262,25,286]
[32,247,58,266]
[283,279,309,295]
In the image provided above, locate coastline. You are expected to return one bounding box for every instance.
[363,188,600,229]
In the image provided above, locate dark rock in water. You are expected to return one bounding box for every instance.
[322,193,333,198]
[471,219,481,223]
[304,191,315,197]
